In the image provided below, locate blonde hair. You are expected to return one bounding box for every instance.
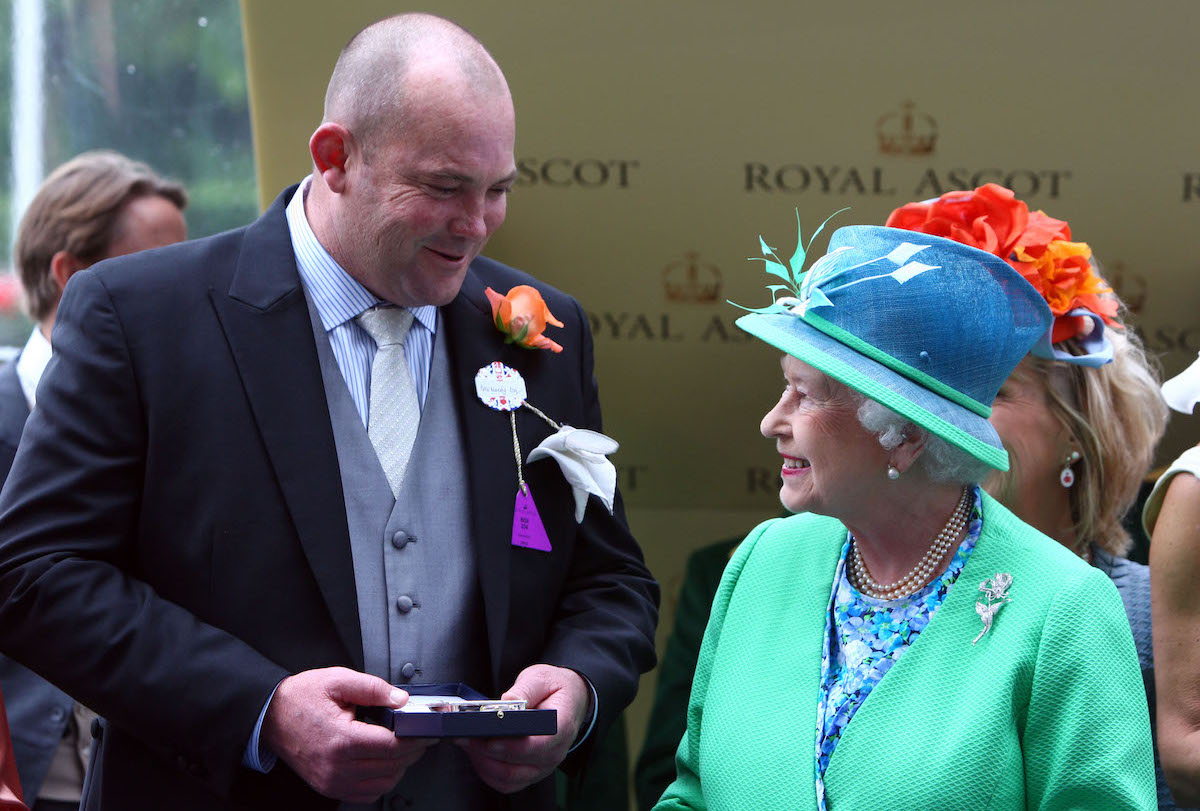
[1024,327,1166,556]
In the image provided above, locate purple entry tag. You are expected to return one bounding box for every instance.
[512,486,552,551]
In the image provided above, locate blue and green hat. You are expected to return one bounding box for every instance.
[735,221,1052,471]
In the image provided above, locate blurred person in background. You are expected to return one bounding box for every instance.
[889,183,1179,808]
[0,150,186,811]
[1145,352,1200,806]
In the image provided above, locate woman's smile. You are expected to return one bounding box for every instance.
[780,454,810,476]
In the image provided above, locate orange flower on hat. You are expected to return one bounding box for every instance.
[885,183,1029,258]
[889,187,1123,347]
[1011,211,1121,343]
[485,285,565,353]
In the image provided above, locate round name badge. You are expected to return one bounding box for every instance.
[475,362,527,411]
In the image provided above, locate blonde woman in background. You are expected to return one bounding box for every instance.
[890,184,1177,807]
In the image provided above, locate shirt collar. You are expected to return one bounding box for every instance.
[15,326,52,409]
[285,177,437,335]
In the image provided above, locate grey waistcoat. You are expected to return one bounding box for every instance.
[306,296,493,810]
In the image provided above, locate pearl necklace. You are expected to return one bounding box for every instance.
[848,486,971,600]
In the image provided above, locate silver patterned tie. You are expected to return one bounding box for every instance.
[356,306,420,497]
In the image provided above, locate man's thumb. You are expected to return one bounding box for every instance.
[327,668,407,709]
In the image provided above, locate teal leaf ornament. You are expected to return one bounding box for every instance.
[788,209,808,278]
[761,260,792,284]
[798,246,853,300]
[729,207,848,314]
[802,287,834,312]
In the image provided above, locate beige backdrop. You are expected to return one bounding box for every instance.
[241,0,1199,802]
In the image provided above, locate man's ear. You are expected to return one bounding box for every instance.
[49,250,87,293]
[309,123,355,194]
[890,429,928,475]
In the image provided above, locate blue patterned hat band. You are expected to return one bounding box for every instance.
[1028,307,1114,368]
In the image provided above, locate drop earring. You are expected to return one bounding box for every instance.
[887,465,900,480]
[1059,450,1082,488]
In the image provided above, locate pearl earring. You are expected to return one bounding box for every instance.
[887,465,900,480]
[1059,450,1082,488]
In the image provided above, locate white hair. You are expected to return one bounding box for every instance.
[854,395,992,484]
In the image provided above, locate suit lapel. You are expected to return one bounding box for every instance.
[441,268,531,685]
[207,189,363,670]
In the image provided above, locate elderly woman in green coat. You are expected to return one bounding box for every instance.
[653,220,1154,809]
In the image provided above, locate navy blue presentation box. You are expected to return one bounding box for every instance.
[358,683,558,738]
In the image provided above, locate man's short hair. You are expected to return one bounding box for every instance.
[13,150,187,322]
[322,13,506,155]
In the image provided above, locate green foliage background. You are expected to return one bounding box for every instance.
[0,0,257,345]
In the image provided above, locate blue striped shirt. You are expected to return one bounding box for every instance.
[285,177,437,425]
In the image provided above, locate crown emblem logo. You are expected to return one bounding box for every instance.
[877,100,938,156]
[662,251,722,304]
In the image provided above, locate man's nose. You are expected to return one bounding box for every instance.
[450,196,488,240]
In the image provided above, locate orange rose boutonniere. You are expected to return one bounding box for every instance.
[485,285,565,353]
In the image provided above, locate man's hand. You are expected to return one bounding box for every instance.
[456,664,591,794]
[261,667,435,803]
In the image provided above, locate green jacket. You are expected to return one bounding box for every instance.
[656,492,1155,810]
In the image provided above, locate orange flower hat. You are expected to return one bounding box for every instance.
[485,285,564,353]
[886,184,1119,367]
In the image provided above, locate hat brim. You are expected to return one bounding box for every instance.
[737,312,1009,472]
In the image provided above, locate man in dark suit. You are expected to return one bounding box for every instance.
[0,14,657,811]
[0,151,187,811]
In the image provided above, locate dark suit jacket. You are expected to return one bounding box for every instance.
[0,187,659,811]
[0,357,79,801]
[0,359,27,478]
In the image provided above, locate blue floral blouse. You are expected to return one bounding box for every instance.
[814,486,984,810]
